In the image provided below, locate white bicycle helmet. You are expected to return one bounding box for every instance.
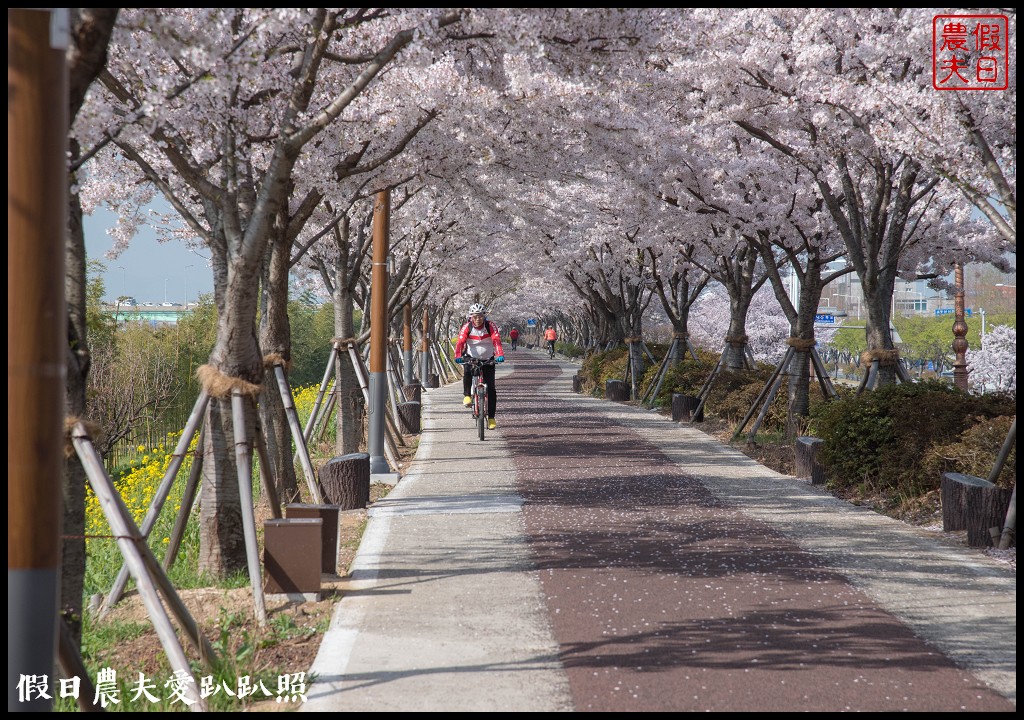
[468,303,487,316]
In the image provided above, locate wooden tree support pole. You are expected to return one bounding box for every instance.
[272,363,323,503]
[58,618,102,712]
[253,421,283,519]
[315,390,338,445]
[72,424,208,710]
[384,349,409,447]
[693,352,728,421]
[734,347,793,439]
[164,426,206,571]
[809,347,839,399]
[231,391,267,627]
[685,337,700,362]
[746,350,792,444]
[304,342,339,443]
[642,337,676,406]
[856,359,879,394]
[101,390,210,617]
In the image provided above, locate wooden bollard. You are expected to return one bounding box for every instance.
[671,394,701,422]
[795,436,826,485]
[941,472,1013,547]
[320,452,370,510]
[403,382,422,403]
[572,375,582,393]
[605,379,630,402]
[398,401,421,434]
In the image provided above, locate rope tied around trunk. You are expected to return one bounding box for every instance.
[724,334,748,346]
[196,364,262,399]
[786,337,817,352]
[262,353,292,372]
[64,417,104,458]
[860,348,901,367]
[623,336,642,344]
[332,336,358,349]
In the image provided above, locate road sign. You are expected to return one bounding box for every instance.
[934,307,972,317]
[814,314,835,324]
[526,318,537,327]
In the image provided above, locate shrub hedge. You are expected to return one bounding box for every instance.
[807,380,1016,499]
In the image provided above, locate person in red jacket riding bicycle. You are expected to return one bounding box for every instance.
[454,303,504,430]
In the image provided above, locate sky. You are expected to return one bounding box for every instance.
[84,204,214,305]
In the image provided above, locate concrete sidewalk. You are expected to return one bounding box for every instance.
[303,352,1016,711]
[303,360,573,711]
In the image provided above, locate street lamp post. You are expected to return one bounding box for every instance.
[164,278,168,304]
[117,265,127,301]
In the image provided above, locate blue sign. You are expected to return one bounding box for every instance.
[526,318,537,327]
[927,361,934,371]
[814,314,835,324]
[934,307,972,317]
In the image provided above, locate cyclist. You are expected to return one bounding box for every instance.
[454,303,504,430]
[509,327,520,351]
[543,324,557,357]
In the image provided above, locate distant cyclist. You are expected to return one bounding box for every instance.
[454,303,504,430]
[544,325,557,357]
[509,327,520,351]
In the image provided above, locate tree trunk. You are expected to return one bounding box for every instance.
[335,270,364,455]
[864,285,898,387]
[199,243,264,578]
[199,396,250,576]
[785,349,811,438]
[259,223,299,504]
[62,161,88,643]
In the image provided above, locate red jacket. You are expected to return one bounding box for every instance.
[455,319,504,359]
[509,328,520,340]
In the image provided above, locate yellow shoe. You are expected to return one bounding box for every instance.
[463,396,472,407]
[487,418,497,430]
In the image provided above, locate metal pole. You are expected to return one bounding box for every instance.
[9,10,66,711]
[403,301,414,385]
[368,190,392,474]
[421,307,431,385]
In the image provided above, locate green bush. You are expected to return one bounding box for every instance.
[555,340,585,359]
[807,381,1016,499]
[579,347,629,395]
[640,350,719,407]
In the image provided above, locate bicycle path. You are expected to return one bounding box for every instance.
[302,350,1015,712]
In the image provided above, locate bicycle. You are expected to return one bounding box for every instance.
[460,356,495,440]
[547,339,556,359]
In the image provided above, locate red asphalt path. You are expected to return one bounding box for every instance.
[500,352,1013,712]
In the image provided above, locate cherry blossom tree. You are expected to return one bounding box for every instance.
[968,325,1016,394]
[75,8,464,576]
[694,8,1001,387]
